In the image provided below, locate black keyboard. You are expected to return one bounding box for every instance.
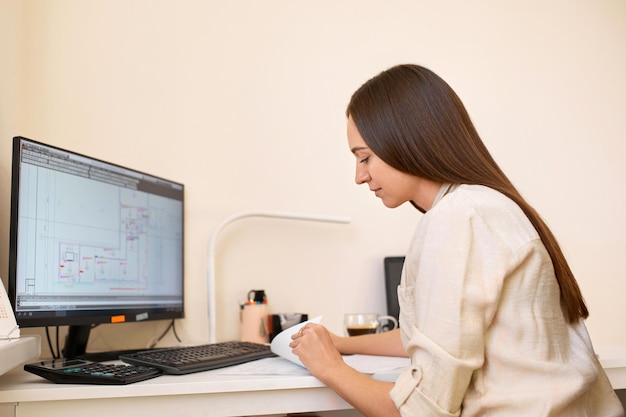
[119,341,276,375]
[25,359,162,385]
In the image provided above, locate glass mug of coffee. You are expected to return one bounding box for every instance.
[344,313,398,336]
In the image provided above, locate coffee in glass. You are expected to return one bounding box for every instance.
[344,313,398,336]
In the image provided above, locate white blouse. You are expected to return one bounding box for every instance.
[389,184,623,417]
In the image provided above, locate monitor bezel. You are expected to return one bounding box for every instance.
[7,136,185,331]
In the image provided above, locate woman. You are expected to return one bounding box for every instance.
[290,64,623,416]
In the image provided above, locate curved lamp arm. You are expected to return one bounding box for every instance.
[206,210,350,342]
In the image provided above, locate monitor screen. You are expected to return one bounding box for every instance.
[8,136,184,358]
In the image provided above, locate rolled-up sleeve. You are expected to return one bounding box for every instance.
[391,366,459,417]
[390,325,481,417]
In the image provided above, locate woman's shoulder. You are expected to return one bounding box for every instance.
[428,184,539,243]
[437,184,517,213]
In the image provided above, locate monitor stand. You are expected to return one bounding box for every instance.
[62,324,153,362]
[62,324,91,359]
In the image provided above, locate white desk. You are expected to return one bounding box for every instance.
[1,347,625,417]
[0,360,358,417]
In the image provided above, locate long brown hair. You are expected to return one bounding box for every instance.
[346,64,588,323]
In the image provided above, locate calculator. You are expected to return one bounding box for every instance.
[24,359,162,385]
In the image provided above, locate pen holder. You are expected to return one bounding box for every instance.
[269,313,308,342]
[240,303,269,344]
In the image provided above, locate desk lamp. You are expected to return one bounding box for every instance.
[207,210,350,343]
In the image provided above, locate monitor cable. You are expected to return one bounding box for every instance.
[45,326,61,359]
[149,319,182,349]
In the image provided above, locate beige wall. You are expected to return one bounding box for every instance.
[1,0,625,355]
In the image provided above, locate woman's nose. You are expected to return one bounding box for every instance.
[355,167,370,185]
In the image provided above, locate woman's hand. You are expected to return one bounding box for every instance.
[289,323,401,417]
[289,323,344,378]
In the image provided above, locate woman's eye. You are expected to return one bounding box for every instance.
[359,156,369,164]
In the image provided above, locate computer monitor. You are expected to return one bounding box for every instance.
[383,256,405,323]
[8,136,185,358]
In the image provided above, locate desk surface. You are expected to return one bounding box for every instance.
[0,364,325,401]
[2,346,626,417]
[0,358,356,417]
